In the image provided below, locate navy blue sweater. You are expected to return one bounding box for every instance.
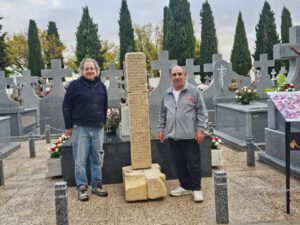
[62,76,108,129]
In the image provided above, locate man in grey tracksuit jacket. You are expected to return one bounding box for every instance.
[158,65,208,202]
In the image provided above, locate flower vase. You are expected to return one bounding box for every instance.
[241,101,250,105]
[46,156,62,178]
[106,128,117,136]
[211,149,223,167]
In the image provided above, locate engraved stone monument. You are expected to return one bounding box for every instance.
[122,52,167,201]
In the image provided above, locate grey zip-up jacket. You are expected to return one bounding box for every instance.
[157,82,208,140]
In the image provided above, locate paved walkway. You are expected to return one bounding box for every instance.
[1,140,300,225]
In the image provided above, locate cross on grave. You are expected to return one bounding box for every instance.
[253,54,274,77]
[17,70,38,86]
[41,59,72,94]
[203,54,223,73]
[0,71,19,108]
[279,66,288,75]
[151,51,177,86]
[274,26,300,87]
[271,68,276,79]
[0,71,14,91]
[204,75,211,85]
[101,64,125,101]
[183,58,199,86]
[217,64,227,87]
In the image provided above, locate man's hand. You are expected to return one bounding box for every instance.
[195,131,205,143]
[65,128,73,137]
[158,131,165,143]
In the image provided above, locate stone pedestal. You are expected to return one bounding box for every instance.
[122,164,167,201]
[215,102,267,150]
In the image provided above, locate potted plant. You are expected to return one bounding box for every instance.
[105,107,121,135]
[46,132,70,178]
[235,86,259,105]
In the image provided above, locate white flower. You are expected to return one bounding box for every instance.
[247,89,251,93]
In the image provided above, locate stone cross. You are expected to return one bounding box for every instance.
[0,71,14,91]
[101,64,124,107]
[253,54,274,77]
[16,70,40,108]
[217,64,227,87]
[183,58,199,86]
[204,75,211,85]
[271,69,277,84]
[41,59,72,95]
[203,54,223,73]
[279,66,288,75]
[151,51,177,88]
[17,70,38,86]
[274,26,300,88]
[0,71,19,108]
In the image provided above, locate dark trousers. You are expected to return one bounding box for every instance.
[168,138,201,190]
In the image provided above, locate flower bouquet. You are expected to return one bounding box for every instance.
[105,107,121,135]
[48,133,70,158]
[235,86,259,104]
[277,82,297,92]
[210,136,222,150]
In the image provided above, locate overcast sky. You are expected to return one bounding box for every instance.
[1,0,299,62]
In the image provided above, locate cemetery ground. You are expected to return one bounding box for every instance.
[2,140,300,225]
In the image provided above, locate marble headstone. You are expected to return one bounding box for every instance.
[149,51,177,133]
[101,64,125,107]
[40,59,72,134]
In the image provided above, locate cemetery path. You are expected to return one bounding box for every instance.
[1,140,300,224]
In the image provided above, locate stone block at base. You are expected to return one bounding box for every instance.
[122,163,167,201]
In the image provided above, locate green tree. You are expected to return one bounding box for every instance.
[134,23,162,72]
[118,0,135,69]
[230,12,251,76]
[6,32,28,74]
[200,0,218,79]
[76,6,103,67]
[0,17,9,73]
[281,6,292,70]
[194,38,201,65]
[253,1,280,64]
[164,0,195,65]
[43,21,65,68]
[162,6,169,50]
[281,6,292,44]
[28,19,44,76]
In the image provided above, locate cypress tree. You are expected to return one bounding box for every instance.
[200,0,218,79]
[76,6,103,67]
[253,1,280,62]
[118,0,135,69]
[280,6,292,70]
[45,21,64,68]
[162,6,169,50]
[28,19,44,76]
[230,12,251,76]
[281,6,292,44]
[0,17,9,73]
[164,0,195,65]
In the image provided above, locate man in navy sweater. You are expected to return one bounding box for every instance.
[62,58,108,201]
